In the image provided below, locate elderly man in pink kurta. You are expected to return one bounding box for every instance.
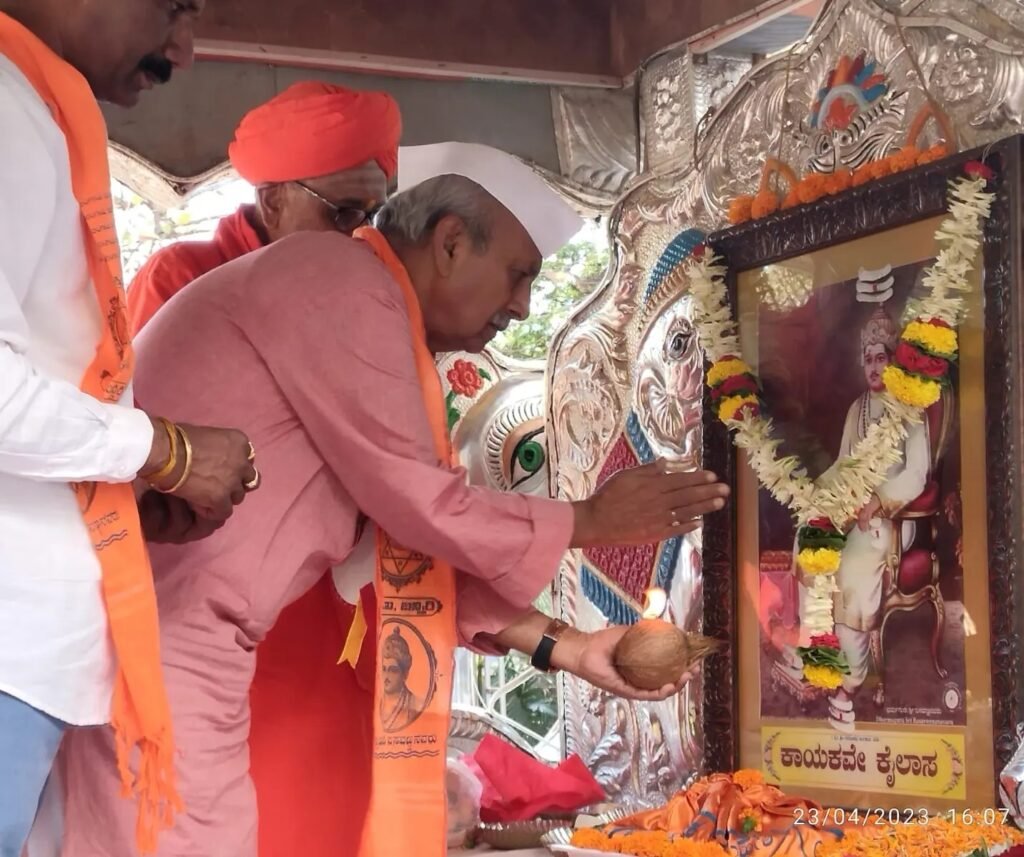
[61,143,729,857]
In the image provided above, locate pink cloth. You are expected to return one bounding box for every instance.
[61,231,573,856]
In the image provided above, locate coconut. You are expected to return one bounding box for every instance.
[613,619,724,690]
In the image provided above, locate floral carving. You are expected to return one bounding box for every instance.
[447,359,484,398]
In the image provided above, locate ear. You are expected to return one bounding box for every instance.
[255,184,286,232]
[430,214,471,278]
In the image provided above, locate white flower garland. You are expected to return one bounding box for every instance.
[686,171,993,663]
[688,173,991,526]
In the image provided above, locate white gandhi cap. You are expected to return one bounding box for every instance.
[397,142,583,258]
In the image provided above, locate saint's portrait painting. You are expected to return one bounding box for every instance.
[750,253,967,731]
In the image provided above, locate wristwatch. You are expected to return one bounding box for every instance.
[530,618,570,673]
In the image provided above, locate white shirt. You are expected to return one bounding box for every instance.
[0,54,154,725]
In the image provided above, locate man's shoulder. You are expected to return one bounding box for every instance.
[0,55,63,145]
[249,232,402,302]
[0,55,62,170]
[262,231,390,272]
[132,237,224,291]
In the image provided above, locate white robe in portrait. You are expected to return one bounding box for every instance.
[800,392,930,693]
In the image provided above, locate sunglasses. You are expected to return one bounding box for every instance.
[294,182,382,232]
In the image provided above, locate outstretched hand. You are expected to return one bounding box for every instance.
[570,459,729,549]
[553,625,700,702]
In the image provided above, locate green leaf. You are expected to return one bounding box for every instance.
[478,368,492,381]
[799,535,848,551]
[796,645,851,674]
[447,407,460,431]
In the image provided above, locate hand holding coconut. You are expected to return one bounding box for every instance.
[547,624,708,702]
[612,619,723,691]
[570,459,729,549]
[611,588,724,692]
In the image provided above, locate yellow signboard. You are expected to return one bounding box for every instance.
[762,726,966,800]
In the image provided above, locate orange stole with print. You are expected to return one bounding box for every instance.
[0,13,179,853]
[354,226,457,857]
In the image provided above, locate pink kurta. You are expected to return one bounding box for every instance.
[62,231,573,856]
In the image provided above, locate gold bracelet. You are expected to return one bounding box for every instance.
[159,426,194,494]
[145,418,179,484]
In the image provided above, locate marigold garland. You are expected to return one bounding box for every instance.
[881,365,942,407]
[569,828,730,856]
[796,547,841,575]
[727,143,951,225]
[903,319,957,356]
[688,164,992,700]
[816,815,1024,857]
[731,768,765,789]
[706,358,753,387]
[802,663,845,690]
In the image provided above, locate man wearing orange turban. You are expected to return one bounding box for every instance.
[124,81,399,857]
[125,80,401,335]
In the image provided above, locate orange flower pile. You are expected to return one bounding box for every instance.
[572,770,845,856]
[817,815,1024,857]
[727,143,950,225]
[731,769,765,789]
[569,828,730,856]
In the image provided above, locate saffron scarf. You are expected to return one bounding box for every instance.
[353,226,458,857]
[0,14,180,852]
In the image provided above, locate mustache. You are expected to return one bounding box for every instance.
[489,311,512,332]
[138,54,173,84]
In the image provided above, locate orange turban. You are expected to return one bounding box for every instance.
[228,81,401,184]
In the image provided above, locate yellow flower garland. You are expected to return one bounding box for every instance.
[881,365,942,408]
[717,393,758,422]
[797,547,842,575]
[803,664,845,689]
[707,358,752,387]
[903,319,958,357]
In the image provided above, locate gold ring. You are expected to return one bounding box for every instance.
[247,442,256,462]
[244,466,260,491]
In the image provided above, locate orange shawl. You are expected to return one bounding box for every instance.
[354,227,458,857]
[0,14,179,852]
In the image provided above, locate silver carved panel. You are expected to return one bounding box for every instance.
[552,87,639,203]
[546,0,1024,804]
[641,51,696,172]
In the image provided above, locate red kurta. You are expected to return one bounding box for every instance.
[126,205,265,335]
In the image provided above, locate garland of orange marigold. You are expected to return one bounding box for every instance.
[816,815,1024,857]
[570,828,730,856]
[727,143,950,226]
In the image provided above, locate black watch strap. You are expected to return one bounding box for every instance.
[530,619,569,672]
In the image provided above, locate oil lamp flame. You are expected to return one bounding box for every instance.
[641,587,668,620]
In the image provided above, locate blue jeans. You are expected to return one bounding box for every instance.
[0,692,65,857]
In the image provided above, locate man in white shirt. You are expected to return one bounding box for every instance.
[0,0,257,853]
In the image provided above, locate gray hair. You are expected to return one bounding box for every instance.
[376,174,493,250]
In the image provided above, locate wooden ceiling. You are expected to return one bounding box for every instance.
[194,0,790,86]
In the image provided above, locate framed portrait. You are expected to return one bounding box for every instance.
[700,136,1024,812]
